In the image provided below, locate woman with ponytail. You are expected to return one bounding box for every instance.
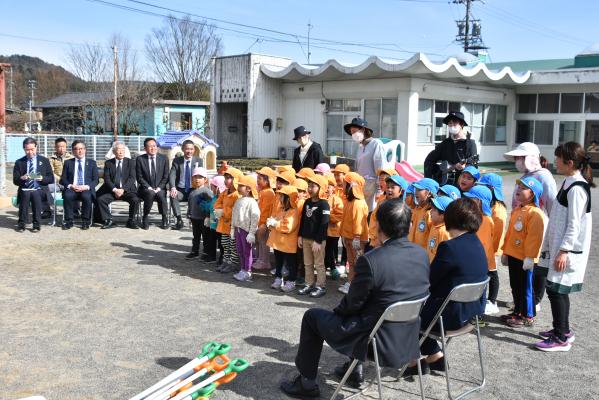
[535,142,594,352]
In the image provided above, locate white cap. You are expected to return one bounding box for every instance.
[504,142,540,159]
[192,167,208,178]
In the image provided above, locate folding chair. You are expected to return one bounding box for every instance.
[331,294,430,400]
[420,278,490,400]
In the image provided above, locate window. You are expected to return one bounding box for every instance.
[538,94,559,113]
[518,94,537,113]
[560,93,583,113]
[364,99,381,138]
[482,104,507,144]
[585,93,599,113]
[516,120,553,145]
[381,98,398,139]
[417,99,433,143]
[559,121,580,143]
[326,101,360,156]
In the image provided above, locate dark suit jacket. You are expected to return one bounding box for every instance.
[136,153,169,191]
[13,155,54,202]
[292,141,325,171]
[100,157,137,193]
[169,156,202,189]
[328,237,430,367]
[59,157,99,194]
[420,232,487,331]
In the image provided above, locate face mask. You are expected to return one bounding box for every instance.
[515,158,527,173]
[352,131,364,144]
[448,125,461,137]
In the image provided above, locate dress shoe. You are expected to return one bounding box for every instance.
[334,361,364,388]
[31,225,41,233]
[41,210,52,219]
[160,218,169,229]
[16,224,26,232]
[126,220,139,229]
[101,220,115,229]
[403,359,430,377]
[141,217,149,230]
[280,374,320,399]
[62,222,73,230]
[173,217,184,230]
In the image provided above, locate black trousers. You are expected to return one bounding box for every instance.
[508,256,535,318]
[97,191,140,221]
[64,188,93,224]
[190,218,204,253]
[17,189,43,226]
[325,236,339,269]
[548,290,570,341]
[488,270,499,304]
[139,188,168,217]
[295,308,339,380]
[533,264,547,305]
[203,227,217,257]
[274,249,297,281]
[341,243,347,265]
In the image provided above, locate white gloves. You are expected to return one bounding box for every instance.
[501,254,508,266]
[214,209,223,219]
[266,217,278,228]
[246,233,256,244]
[297,237,303,248]
[311,241,322,253]
[230,229,235,239]
[352,238,361,250]
[204,217,210,227]
[522,257,535,271]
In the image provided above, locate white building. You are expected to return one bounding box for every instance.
[210,50,599,165]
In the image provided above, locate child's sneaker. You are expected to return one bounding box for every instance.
[534,335,572,352]
[271,277,283,289]
[298,285,315,295]
[507,316,534,328]
[338,282,350,294]
[281,281,296,293]
[310,287,327,298]
[539,329,575,343]
[484,300,499,315]
[234,270,252,282]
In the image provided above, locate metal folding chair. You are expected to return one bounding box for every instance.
[420,278,490,400]
[331,294,430,400]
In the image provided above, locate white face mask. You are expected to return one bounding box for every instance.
[515,158,527,173]
[448,125,461,137]
[352,131,364,144]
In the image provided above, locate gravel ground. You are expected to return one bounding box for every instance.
[1,173,598,400]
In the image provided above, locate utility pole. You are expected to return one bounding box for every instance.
[453,0,488,55]
[112,45,118,139]
[27,79,36,132]
[8,67,13,109]
[307,22,313,64]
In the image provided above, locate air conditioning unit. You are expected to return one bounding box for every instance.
[278,147,295,160]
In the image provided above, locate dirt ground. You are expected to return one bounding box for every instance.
[1,174,598,400]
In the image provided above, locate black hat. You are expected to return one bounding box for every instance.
[442,111,468,126]
[292,126,311,140]
[343,117,373,136]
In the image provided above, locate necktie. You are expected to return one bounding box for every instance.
[115,160,123,189]
[26,159,35,188]
[77,160,84,185]
[151,156,157,187]
[184,160,191,192]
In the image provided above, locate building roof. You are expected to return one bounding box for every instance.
[152,99,210,107]
[156,130,219,149]
[37,92,113,108]
[260,53,530,86]
[485,59,574,73]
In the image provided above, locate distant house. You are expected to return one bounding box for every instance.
[37,92,209,136]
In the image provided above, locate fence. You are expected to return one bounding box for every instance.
[4,133,155,162]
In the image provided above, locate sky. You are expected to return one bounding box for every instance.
[1,0,598,77]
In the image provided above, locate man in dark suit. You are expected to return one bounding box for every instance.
[292,126,325,172]
[169,139,202,230]
[97,142,140,229]
[13,137,54,232]
[136,137,169,230]
[60,140,99,230]
[280,198,430,398]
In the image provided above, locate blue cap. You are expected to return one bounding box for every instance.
[431,196,454,212]
[386,175,409,191]
[464,185,492,216]
[413,178,439,195]
[462,166,481,181]
[438,184,462,200]
[477,173,504,202]
[517,177,544,208]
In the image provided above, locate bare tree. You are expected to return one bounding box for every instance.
[145,15,222,100]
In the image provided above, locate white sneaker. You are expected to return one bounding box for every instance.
[271,277,283,289]
[484,300,499,315]
[338,282,350,294]
[234,270,252,282]
[281,280,296,293]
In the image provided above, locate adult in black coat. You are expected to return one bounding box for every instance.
[280,198,430,398]
[407,197,487,375]
[424,111,478,185]
[136,138,170,229]
[13,137,54,232]
[291,126,325,172]
[60,140,99,230]
[96,142,140,229]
